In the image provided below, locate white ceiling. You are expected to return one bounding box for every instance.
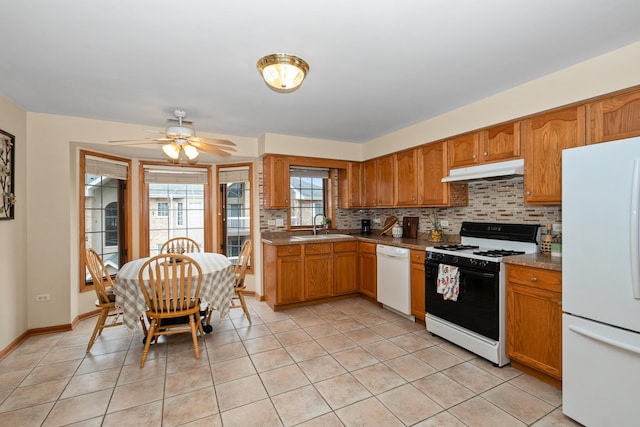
[1,0,640,146]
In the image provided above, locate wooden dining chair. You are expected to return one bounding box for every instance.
[84,248,123,352]
[231,239,253,323]
[138,253,205,367]
[160,237,201,254]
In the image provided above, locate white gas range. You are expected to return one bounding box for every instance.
[425,222,540,366]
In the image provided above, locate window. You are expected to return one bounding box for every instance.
[141,163,212,256]
[289,167,330,227]
[79,151,131,292]
[218,165,252,266]
[157,202,168,217]
[177,202,184,226]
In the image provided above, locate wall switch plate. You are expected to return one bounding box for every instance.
[36,294,50,302]
[440,220,449,227]
[275,219,284,227]
[267,220,276,226]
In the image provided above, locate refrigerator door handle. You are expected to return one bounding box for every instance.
[569,324,640,355]
[631,159,640,299]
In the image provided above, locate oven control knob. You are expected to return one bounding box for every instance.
[452,256,459,264]
[479,260,488,268]
[469,258,477,265]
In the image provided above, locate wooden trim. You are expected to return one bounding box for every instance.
[511,360,562,389]
[0,312,95,361]
[79,150,132,293]
[261,154,349,170]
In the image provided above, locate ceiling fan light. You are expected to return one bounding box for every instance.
[183,144,199,160]
[162,143,180,160]
[257,53,309,93]
[166,126,195,139]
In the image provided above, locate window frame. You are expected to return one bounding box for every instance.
[288,169,335,230]
[217,162,253,273]
[79,150,132,293]
[139,161,213,256]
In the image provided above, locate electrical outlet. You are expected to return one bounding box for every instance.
[36,294,50,302]
[267,220,276,226]
[440,220,449,227]
[373,218,381,224]
[275,218,284,227]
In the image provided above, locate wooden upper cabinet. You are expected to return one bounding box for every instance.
[483,122,521,162]
[394,149,419,206]
[448,132,481,168]
[523,105,586,204]
[363,155,394,207]
[338,162,363,208]
[587,87,640,144]
[376,155,395,207]
[417,141,469,207]
[262,155,290,209]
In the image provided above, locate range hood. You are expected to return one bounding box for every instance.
[442,158,524,183]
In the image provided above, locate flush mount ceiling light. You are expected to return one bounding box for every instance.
[257,53,309,93]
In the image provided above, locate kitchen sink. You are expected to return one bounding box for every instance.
[291,234,353,241]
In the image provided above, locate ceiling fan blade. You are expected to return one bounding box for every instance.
[107,138,164,146]
[189,136,236,147]
[189,142,233,157]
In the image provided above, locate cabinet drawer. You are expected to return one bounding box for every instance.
[304,243,332,255]
[277,245,301,257]
[410,250,425,264]
[334,241,357,253]
[507,265,561,292]
[359,242,377,254]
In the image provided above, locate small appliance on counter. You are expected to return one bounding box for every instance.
[361,219,372,235]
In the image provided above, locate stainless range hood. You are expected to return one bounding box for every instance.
[442,158,524,183]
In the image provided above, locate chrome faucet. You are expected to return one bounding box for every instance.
[313,213,325,235]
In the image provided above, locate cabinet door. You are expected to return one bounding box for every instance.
[362,159,377,207]
[394,149,419,206]
[523,106,585,204]
[507,283,562,380]
[338,162,363,208]
[449,132,480,168]
[263,155,290,208]
[276,256,303,304]
[304,243,332,300]
[410,250,426,320]
[417,141,447,206]
[588,88,640,144]
[376,155,395,207]
[483,122,521,163]
[334,250,358,295]
[358,242,377,299]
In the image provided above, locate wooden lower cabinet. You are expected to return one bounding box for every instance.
[410,250,426,321]
[358,242,377,299]
[263,241,360,309]
[334,241,358,295]
[506,264,562,387]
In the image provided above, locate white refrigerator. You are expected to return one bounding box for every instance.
[562,136,640,426]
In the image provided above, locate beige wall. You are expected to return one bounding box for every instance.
[0,93,27,350]
[2,40,640,350]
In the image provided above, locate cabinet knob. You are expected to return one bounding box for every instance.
[483,152,488,156]
[412,197,416,201]
[530,277,538,282]
[287,248,292,253]
[557,300,562,306]
[472,154,477,159]
[525,191,531,196]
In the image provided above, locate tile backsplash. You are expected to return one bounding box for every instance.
[259,165,561,234]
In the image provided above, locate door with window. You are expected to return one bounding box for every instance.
[80,151,131,292]
[141,164,212,256]
[218,165,252,266]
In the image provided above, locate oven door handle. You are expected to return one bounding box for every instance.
[427,261,497,279]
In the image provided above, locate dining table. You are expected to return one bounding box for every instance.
[113,252,236,330]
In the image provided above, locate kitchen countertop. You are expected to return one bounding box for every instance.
[261,231,460,252]
[503,253,562,271]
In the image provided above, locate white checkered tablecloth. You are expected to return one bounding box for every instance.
[113,253,236,330]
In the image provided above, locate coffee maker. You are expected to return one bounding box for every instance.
[361,219,372,235]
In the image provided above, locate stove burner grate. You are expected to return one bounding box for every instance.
[436,244,480,251]
[472,249,526,258]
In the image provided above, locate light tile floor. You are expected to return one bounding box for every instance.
[0,297,582,426]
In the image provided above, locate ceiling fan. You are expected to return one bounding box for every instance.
[108,110,236,163]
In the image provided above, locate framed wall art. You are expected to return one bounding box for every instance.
[0,129,15,220]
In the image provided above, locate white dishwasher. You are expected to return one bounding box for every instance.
[376,244,413,320]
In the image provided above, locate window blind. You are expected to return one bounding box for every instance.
[289,166,330,178]
[85,156,128,180]
[219,167,250,184]
[144,166,209,184]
